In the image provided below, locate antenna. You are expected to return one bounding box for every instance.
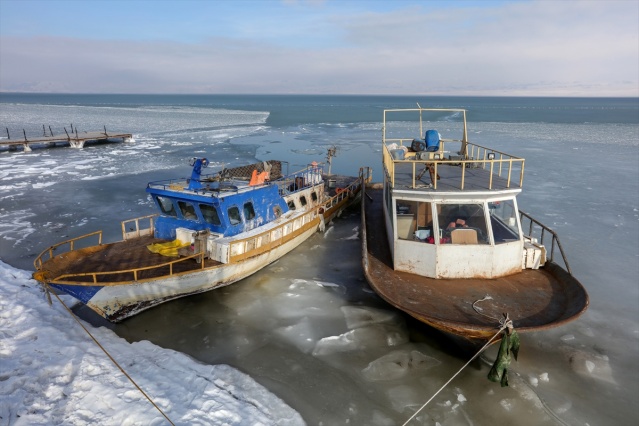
[326,146,338,176]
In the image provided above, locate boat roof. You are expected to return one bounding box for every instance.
[147,178,265,202]
[383,107,525,197]
[146,159,289,203]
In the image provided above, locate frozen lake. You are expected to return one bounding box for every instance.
[1,95,637,424]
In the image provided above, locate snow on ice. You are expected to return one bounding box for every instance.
[0,261,303,425]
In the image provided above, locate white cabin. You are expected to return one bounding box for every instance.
[382,108,544,279]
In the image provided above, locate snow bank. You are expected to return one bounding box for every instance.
[0,261,303,425]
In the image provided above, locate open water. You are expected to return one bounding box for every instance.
[1,94,638,425]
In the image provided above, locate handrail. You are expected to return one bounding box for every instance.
[228,172,364,262]
[228,208,319,263]
[518,210,573,274]
[122,214,157,240]
[35,173,365,285]
[34,230,103,270]
[382,141,525,190]
[53,251,207,285]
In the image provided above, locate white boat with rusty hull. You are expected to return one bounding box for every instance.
[34,158,369,322]
[361,107,589,345]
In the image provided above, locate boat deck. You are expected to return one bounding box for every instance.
[37,173,366,285]
[391,160,515,192]
[362,187,589,341]
[40,235,220,284]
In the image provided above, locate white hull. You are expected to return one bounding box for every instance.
[87,224,319,321]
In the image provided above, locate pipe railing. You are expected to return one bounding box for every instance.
[33,171,368,285]
[34,230,103,270]
[383,141,525,190]
[519,210,572,274]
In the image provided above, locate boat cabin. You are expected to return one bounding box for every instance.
[382,108,544,279]
[147,158,325,240]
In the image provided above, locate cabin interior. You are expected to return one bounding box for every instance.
[394,199,520,245]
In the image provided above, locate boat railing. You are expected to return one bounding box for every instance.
[34,230,104,271]
[43,209,321,285]
[53,251,208,285]
[228,168,368,263]
[275,164,324,196]
[322,168,367,211]
[227,208,320,263]
[35,171,365,285]
[122,214,157,240]
[519,210,573,274]
[382,141,525,190]
[33,213,158,276]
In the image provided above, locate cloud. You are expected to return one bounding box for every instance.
[0,1,637,96]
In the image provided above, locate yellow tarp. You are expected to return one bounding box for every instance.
[147,239,190,257]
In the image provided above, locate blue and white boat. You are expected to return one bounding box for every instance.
[34,158,368,321]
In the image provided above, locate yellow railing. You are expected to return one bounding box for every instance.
[34,215,160,271]
[383,142,525,190]
[34,173,366,285]
[53,251,207,285]
[34,230,103,271]
[227,169,368,263]
[323,174,363,212]
[228,209,320,263]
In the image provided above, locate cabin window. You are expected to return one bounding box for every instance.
[228,206,242,225]
[287,200,296,210]
[438,203,489,245]
[273,205,283,218]
[396,201,436,242]
[178,201,198,221]
[311,191,318,202]
[299,196,307,207]
[244,202,256,220]
[489,199,520,243]
[157,196,177,217]
[200,204,221,225]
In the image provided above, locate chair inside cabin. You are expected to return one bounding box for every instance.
[451,228,478,244]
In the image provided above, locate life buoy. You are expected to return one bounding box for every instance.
[335,187,349,194]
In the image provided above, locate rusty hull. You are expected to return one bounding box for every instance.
[361,186,589,344]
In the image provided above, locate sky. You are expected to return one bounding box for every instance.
[0,0,637,96]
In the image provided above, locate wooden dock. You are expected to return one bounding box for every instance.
[0,129,133,152]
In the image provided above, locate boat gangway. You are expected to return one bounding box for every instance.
[0,127,133,152]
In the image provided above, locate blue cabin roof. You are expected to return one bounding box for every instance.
[145,158,297,239]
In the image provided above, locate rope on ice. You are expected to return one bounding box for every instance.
[45,283,176,426]
[401,320,508,426]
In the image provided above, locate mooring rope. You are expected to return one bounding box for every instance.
[472,295,502,322]
[402,319,511,426]
[46,284,175,425]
